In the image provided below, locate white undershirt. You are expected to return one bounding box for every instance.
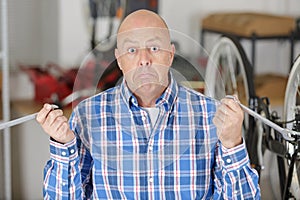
[143,107,160,128]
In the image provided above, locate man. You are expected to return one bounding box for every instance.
[37,9,260,199]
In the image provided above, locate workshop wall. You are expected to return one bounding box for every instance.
[5,0,300,101]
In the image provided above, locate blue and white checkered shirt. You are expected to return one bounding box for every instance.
[43,75,260,199]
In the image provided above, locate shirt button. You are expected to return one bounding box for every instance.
[61,151,67,156]
[70,149,75,154]
[234,190,239,194]
[226,158,232,164]
[142,116,147,121]
[149,177,153,183]
[149,146,153,151]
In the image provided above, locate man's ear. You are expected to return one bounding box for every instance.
[115,48,122,70]
[168,43,176,66]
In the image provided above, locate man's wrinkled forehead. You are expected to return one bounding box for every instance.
[117,27,171,47]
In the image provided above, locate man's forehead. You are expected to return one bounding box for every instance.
[118,27,169,38]
[120,36,163,45]
[117,27,170,44]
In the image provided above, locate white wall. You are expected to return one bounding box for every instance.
[6,0,300,100]
[5,0,300,76]
[6,0,43,66]
[57,0,90,67]
[5,0,88,68]
[159,0,300,75]
[11,120,49,200]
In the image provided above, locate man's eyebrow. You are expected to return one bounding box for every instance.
[120,38,139,48]
[146,36,163,44]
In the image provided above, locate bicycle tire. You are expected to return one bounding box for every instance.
[282,55,300,199]
[204,35,268,174]
[204,36,255,103]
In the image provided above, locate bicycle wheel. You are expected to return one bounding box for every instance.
[282,55,300,198]
[205,36,255,104]
[284,55,300,130]
[204,36,264,172]
[205,35,255,130]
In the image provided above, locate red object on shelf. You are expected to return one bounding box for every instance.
[20,59,122,106]
[20,64,75,104]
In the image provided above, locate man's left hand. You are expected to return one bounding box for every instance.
[213,97,244,149]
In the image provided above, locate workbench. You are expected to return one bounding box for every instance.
[201,12,299,71]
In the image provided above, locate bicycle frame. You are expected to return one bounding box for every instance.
[253,95,300,199]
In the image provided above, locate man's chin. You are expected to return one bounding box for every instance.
[133,82,164,93]
[136,82,156,90]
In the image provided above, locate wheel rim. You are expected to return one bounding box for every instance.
[205,36,254,131]
[283,55,300,198]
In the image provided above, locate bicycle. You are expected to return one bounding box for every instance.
[205,35,300,199]
[243,55,300,199]
[265,55,300,199]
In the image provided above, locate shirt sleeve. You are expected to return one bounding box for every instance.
[213,139,261,199]
[43,109,93,200]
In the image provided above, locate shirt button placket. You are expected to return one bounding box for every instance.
[147,139,154,194]
[148,145,153,152]
[141,110,147,122]
[149,177,153,183]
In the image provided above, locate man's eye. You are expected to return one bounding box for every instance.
[150,46,159,52]
[127,48,136,53]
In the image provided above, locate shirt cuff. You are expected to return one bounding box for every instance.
[221,139,249,172]
[49,137,78,164]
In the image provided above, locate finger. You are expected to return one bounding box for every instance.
[221,98,241,112]
[216,103,229,116]
[36,104,54,124]
[57,122,69,135]
[51,115,68,132]
[54,122,71,141]
[233,94,239,101]
[214,104,228,122]
[215,104,238,125]
[213,115,224,127]
[44,109,64,127]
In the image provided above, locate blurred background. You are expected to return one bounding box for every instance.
[1,0,300,199]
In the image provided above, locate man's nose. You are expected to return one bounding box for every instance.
[138,48,151,67]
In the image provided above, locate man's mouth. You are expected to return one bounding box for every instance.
[138,73,155,79]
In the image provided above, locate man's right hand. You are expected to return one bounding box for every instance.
[36,103,75,144]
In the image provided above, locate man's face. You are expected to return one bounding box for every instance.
[115,28,175,93]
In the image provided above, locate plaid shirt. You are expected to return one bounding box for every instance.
[43,75,260,199]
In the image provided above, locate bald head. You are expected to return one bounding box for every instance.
[118,9,169,34]
[114,10,175,104]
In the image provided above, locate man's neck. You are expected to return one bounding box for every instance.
[134,84,166,107]
[136,96,158,107]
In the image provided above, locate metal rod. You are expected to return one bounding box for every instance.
[0,105,59,130]
[225,95,295,141]
[0,113,37,130]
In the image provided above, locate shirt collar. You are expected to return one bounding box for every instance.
[120,72,178,111]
